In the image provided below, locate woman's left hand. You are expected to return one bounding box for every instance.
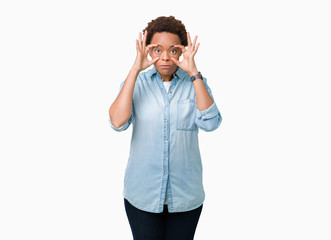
[171,32,200,76]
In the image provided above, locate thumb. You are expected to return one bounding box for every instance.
[150,57,160,64]
[171,58,180,66]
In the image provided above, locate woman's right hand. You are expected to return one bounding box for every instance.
[132,31,159,72]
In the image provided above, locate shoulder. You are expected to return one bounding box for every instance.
[137,67,155,82]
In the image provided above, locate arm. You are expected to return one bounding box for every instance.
[108,68,139,129]
[194,77,222,131]
[171,32,222,131]
[108,31,159,130]
[191,71,214,111]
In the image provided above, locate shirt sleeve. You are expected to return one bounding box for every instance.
[195,77,222,132]
[108,81,134,132]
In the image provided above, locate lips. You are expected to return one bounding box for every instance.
[160,65,171,68]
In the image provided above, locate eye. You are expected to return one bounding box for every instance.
[154,49,161,54]
[170,49,177,54]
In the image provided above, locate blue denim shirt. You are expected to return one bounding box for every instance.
[108,66,222,213]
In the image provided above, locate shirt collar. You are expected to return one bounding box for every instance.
[148,66,187,80]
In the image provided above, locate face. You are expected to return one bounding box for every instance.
[149,32,182,80]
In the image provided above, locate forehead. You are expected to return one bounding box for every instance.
[150,32,181,47]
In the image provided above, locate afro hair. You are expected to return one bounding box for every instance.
[143,16,188,46]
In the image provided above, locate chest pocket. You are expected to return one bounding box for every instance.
[177,98,197,131]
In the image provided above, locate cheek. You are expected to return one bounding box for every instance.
[172,53,181,60]
[150,52,161,60]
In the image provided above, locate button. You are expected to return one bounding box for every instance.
[165,154,168,157]
[164,171,168,175]
[165,137,168,140]
[165,119,168,122]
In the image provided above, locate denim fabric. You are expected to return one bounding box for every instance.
[108,66,222,213]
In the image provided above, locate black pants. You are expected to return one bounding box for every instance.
[124,198,203,240]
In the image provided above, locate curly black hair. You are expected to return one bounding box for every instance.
[143,16,188,46]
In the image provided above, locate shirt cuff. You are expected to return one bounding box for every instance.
[108,116,130,132]
[196,102,220,120]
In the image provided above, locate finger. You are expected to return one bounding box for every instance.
[138,32,143,49]
[136,39,140,52]
[193,42,200,56]
[171,57,181,66]
[173,44,186,53]
[192,36,198,51]
[187,32,192,48]
[145,43,159,53]
[149,57,160,65]
[139,32,143,46]
[143,30,147,49]
[137,39,142,52]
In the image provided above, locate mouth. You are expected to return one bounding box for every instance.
[160,65,171,69]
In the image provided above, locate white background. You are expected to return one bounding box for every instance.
[1,0,330,239]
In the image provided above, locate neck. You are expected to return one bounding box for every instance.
[161,74,174,82]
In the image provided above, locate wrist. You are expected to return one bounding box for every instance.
[188,69,199,77]
[131,65,142,74]
[190,71,203,82]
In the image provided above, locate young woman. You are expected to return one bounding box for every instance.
[108,16,222,240]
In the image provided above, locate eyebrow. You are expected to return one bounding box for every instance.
[155,44,180,48]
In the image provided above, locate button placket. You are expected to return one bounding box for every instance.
[156,73,179,210]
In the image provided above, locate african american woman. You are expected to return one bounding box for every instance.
[108,16,222,240]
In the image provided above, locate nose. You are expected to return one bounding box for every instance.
[161,51,170,61]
